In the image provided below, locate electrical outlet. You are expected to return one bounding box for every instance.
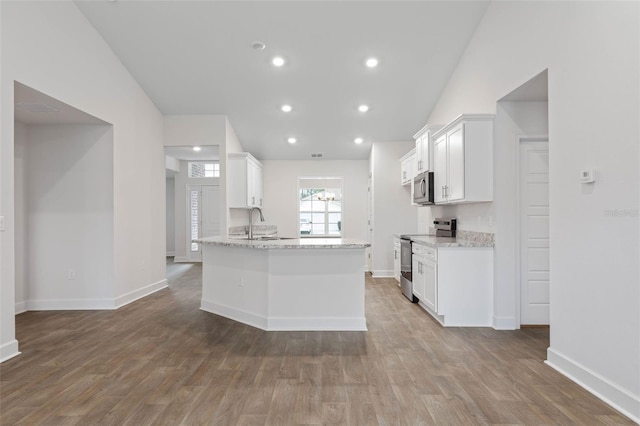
[67,269,76,280]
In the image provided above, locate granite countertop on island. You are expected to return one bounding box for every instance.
[194,236,371,249]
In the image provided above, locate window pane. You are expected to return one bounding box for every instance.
[327,201,341,212]
[328,213,341,223]
[311,200,325,212]
[311,224,324,235]
[312,213,325,224]
[189,162,219,178]
[300,212,312,221]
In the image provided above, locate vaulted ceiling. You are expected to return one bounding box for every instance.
[76,1,489,160]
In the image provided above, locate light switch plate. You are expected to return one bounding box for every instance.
[580,169,595,184]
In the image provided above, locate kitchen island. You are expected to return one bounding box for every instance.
[193,236,370,331]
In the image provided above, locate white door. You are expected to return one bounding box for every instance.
[188,184,220,262]
[520,141,550,325]
[447,124,465,202]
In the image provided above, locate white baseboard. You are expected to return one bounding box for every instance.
[371,270,393,278]
[166,251,176,257]
[201,299,368,331]
[16,280,168,312]
[492,315,517,330]
[0,340,21,363]
[173,256,189,263]
[115,279,168,308]
[268,317,367,331]
[201,298,267,330]
[26,298,116,310]
[14,301,27,315]
[546,347,640,423]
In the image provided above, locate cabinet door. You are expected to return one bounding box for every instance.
[393,244,401,282]
[447,124,465,202]
[415,136,424,176]
[253,162,263,207]
[412,256,424,299]
[422,259,437,312]
[434,134,448,203]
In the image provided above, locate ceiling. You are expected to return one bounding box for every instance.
[15,82,107,125]
[75,1,490,160]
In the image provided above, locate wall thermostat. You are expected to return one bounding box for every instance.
[580,169,595,184]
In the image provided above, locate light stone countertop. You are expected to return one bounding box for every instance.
[194,236,371,249]
[410,235,494,248]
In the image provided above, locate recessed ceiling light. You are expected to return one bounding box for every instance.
[272,56,285,67]
[281,104,293,112]
[252,41,266,50]
[365,57,379,68]
[287,137,297,144]
[358,104,369,113]
[354,137,364,144]
[193,146,202,152]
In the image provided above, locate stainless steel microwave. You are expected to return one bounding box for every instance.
[413,172,434,205]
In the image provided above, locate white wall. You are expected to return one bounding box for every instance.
[424,2,639,419]
[1,2,166,362]
[370,141,418,276]
[23,124,114,308]
[166,177,175,256]
[262,160,368,240]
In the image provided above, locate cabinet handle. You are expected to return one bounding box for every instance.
[252,196,255,205]
[444,186,448,197]
[260,198,263,206]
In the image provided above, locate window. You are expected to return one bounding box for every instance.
[188,161,220,178]
[190,189,199,251]
[299,177,342,237]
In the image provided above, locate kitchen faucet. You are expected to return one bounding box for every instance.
[248,207,265,240]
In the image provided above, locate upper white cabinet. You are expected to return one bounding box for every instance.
[228,152,263,208]
[432,114,493,204]
[413,124,442,177]
[399,148,415,186]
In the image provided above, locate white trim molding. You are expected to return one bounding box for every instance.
[0,340,21,363]
[546,347,640,423]
[115,279,168,308]
[14,301,27,315]
[371,270,394,278]
[492,315,517,330]
[166,251,176,257]
[201,299,267,330]
[16,280,168,312]
[172,256,189,263]
[25,298,116,310]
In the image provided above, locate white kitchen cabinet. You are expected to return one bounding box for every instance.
[413,124,442,177]
[228,152,263,208]
[413,242,493,327]
[432,114,493,204]
[399,149,415,186]
[393,238,401,283]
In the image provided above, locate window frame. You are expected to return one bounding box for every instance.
[298,177,343,238]
[187,161,220,178]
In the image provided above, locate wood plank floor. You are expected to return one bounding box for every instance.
[1,258,633,425]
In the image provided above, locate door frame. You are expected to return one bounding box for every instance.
[516,135,549,328]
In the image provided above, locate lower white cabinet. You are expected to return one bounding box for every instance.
[393,238,401,283]
[412,243,493,327]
